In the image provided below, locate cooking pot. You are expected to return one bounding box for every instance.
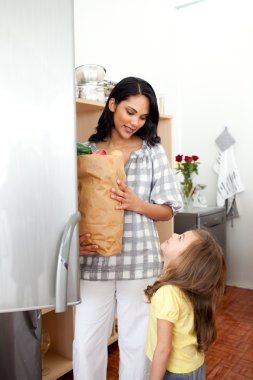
[75,64,106,85]
[104,80,117,100]
[77,83,105,102]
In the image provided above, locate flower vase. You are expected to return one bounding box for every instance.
[181,176,195,209]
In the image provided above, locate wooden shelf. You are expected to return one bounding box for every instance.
[76,98,105,112]
[41,305,117,378]
[108,318,118,346]
[108,333,118,346]
[42,351,72,380]
[41,306,74,379]
[42,308,55,315]
[76,98,172,120]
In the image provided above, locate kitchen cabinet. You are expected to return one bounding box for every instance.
[41,307,74,380]
[42,305,118,379]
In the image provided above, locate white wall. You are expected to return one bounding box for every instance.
[74,0,253,289]
[74,0,181,150]
[176,0,253,289]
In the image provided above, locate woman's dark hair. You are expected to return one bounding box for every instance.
[89,76,161,147]
[144,229,226,352]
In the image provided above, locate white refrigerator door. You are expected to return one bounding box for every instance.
[0,0,80,312]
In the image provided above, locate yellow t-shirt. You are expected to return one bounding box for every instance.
[146,285,204,373]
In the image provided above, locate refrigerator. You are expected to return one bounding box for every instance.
[0,0,80,378]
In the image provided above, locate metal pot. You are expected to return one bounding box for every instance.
[75,64,106,85]
[77,83,105,102]
[104,80,117,100]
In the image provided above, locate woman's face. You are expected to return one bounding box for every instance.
[109,95,150,139]
[161,231,198,266]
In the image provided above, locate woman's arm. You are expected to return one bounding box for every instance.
[111,179,173,221]
[133,200,172,221]
[149,318,173,380]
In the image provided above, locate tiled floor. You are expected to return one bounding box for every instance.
[205,286,253,379]
[59,286,253,380]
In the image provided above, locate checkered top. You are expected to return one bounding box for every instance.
[79,141,182,280]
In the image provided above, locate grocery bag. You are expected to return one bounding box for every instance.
[77,154,126,256]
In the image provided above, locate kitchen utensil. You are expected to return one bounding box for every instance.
[75,64,106,85]
[78,83,105,102]
[104,80,117,100]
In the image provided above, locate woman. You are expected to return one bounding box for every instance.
[73,77,182,380]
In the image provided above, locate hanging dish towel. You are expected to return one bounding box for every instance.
[213,127,245,220]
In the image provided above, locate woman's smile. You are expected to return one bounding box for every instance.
[123,124,136,134]
[109,95,150,139]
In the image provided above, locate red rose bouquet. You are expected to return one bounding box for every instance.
[175,154,200,206]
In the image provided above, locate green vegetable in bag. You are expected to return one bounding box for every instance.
[77,143,92,155]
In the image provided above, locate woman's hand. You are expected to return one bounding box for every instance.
[79,233,98,256]
[110,179,141,212]
[111,179,173,221]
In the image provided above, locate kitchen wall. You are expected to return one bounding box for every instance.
[175,0,253,289]
[74,0,180,148]
[74,0,253,289]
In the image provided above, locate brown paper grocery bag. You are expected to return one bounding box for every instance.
[77,154,126,256]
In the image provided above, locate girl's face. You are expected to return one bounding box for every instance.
[108,95,150,139]
[161,231,198,267]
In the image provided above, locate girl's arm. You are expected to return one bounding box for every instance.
[149,318,173,380]
[111,179,173,221]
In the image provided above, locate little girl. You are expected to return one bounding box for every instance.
[145,229,226,380]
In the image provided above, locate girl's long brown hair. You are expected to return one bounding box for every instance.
[144,229,226,352]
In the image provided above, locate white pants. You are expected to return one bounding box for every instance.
[73,278,155,380]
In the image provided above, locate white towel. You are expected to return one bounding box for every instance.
[213,146,245,207]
